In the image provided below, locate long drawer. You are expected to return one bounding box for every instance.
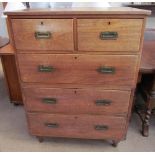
[11,19,74,51]
[18,54,138,89]
[27,113,126,140]
[77,19,143,52]
[23,87,130,115]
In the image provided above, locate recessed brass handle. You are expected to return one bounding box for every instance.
[97,66,115,74]
[42,98,57,104]
[95,125,108,131]
[38,65,55,72]
[95,99,112,106]
[45,123,59,128]
[100,32,118,40]
[35,31,51,39]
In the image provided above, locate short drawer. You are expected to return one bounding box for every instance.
[23,87,130,116]
[77,19,143,52]
[18,54,138,89]
[11,19,74,51]
[27,113,126,140]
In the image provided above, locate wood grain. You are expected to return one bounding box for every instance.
[4,7,151,16]
[0,43,15,55]
[140,29,155,73]
[23,87,130,116]
[17,54,138,89]
[5,8,148,144]
[11,19,74,51]
[27,113,126,140]
[0,40,22,104]
[78,19,143,52]
[1,55,22,104]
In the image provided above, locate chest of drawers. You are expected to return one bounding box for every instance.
[5,7,150,146]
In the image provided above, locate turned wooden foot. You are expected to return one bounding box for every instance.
[142,109,151,137]
[36,136,44,143]
[123,136,127,140]
[13,103,20,106]
[111,140,119,147]
[11,101,22,106]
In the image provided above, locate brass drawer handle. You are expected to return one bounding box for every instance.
[100,32,118,40]
[42,98,57,104]
[95,125,108,131]
[45,123,59,128]
[35,31,51,39]
[97,66,115,74]
[95,99,112,106]
[38,65,55,72]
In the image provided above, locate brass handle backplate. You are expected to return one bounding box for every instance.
[100,32,118,40]
[97,66,115,74]
[95,125,108,131]
[95,99,112,106]
[45,123,59,128]
[42,98,57,104]
[35,31,51,39]
[38,65,55,72]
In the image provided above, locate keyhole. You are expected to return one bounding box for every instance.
[108,21,111,25]
[41,21,44,25]
[74,57,77,59]
[74,90,77,94]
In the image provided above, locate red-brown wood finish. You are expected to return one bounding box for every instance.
[0,4,23,105]
[1,56,22,104]
[11,19,74,51]
[23,87,131,116]
[135,29,155,137]
[140,29,155,73]
[77,19,143,52]
[17,54,138,89]
[27,113,126,140]
[5,8,149,146]
[4,7,151,16]
[0,41,22,104]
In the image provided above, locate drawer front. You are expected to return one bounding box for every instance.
[77,19,143,52]
[27,113,126,140]
[18,54,138,89]
[23,87,130,115]
[11,19,74,51]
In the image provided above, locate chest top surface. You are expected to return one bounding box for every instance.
[4,7,151,16]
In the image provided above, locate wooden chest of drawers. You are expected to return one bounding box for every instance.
[5,7,150,146]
